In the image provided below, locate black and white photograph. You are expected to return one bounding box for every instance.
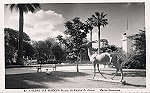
[1,1,149,92]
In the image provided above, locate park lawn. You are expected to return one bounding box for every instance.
[5,65,146,89]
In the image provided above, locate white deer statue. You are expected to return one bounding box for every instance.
[86,41,124,82]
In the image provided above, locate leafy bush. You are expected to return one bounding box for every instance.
[111,29,146,69]
[124,30,146,69]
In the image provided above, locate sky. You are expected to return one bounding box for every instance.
[4,3,145,47]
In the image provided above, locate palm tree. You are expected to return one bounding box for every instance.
[91,12,108,54]
[85,18,94,42]
[7,4,40,64]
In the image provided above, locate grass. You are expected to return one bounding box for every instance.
[5,64,146,89]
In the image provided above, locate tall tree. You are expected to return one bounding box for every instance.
[6,4,40,64]
[91,12,108,54]
[126,29,146,69]
[63,17,89,72]
[4,28,34,65]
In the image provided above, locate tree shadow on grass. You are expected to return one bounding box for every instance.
[111,70,146,77]
[124,82,146,88]
[6,71,89,89]
[97,70,146,77]
[6,77,49,89]
[53,71,89,77]
[93,71,146,88]
[80,68,146,77]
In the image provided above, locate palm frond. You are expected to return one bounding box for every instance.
[102,14,107,18]
[91,11,108,28]
[6,4,40,13]
[6,4,18,12]
[31,4,41,10]
[26,4,35,13]
[92,14,97,20]
[24,4,40,13]
[17,4,28,13]
[95,12,100,16]
[100,12,104,18]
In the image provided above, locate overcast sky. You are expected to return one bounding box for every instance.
[4,3,145,47]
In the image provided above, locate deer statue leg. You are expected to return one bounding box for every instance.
[53,64,56,71]
[37,64,42,72]
[92,63,96,79]
[111,67,124,82]
[111,68,119,80]
[120,68,124,82]
[97,64,107,79]
[55,64,56,71]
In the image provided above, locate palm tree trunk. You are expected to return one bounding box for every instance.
[17,8,24,65]
[76,61,79,72]
[98,26,100,54]
[90,29,92,47]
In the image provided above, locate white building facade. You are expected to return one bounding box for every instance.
[122,33,135,54]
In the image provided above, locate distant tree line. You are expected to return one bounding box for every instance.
[5,28,65,65]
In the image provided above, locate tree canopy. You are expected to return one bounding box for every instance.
[62,17,89,58]
[125,29,146,69]
[32,37,65,64]
[5,28,35,65]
